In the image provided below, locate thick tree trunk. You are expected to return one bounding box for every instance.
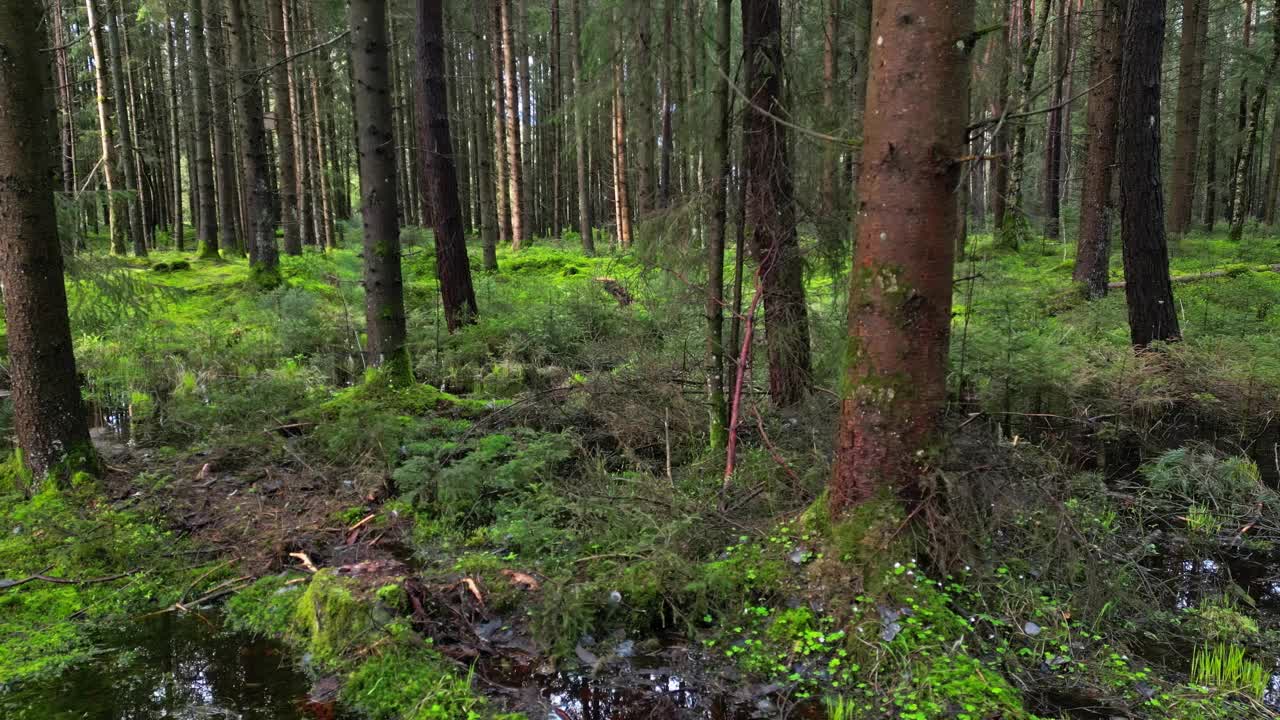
[1168,0,1207,236]
[741,0,811,407]
[1074,0,1126,299]
[86,0,127,255]
[1119,0,1180,346]
[830,0,972,515]
[499,0,528,247]
[350,0,410,371]
[268,0,302,255]
[417,0,479,332]
[705,0,731,450]
[226,0,276,275]
[570,0,595,254]
[0,1,95,478]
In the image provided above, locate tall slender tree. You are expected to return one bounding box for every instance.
[268,0,302,256]
[189,0,219,257]
[86,0,128,255]
[499,0,528,247]
[106,0,145,256]
[705,0,731,450]
[569,0,595,254]
[0,0,96,478]
[226,0,277,276]
[1167,0,1207,236]
[1119,0,1180,346]
[1075,0,1127,299]
[830,0,973,515]
[417,0,479,333]
[742,0,811,407]
[1229,0,1280,241]
[351,0,410,372]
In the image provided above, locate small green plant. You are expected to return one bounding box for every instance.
[824,695,855,720]
[1190,643,1269,699]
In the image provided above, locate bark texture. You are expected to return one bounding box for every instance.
[830,0,972,515]
[351,0,409,371]
[1118,0,1181,346]
[1074,0,1127,299]
[569,0,595,254]
[226,0,277,274]
[0,1,95,477]
[1167,0,1206,236]
[416,0,479,332]
[742,0,811,407]
[268,0,302,256]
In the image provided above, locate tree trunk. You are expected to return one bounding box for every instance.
[472,0,501,270]
[1042,0,1073,241]
[1228,0,1254,225]
[570,0,595,254]
[490,0,512,244]
[1202,47,1222,232]
[1230,0,1280,242]
[741,0,811,407]
[658,0,675,209]
[86,0,128,255]
[51,0,76,195]
[268,0,302,255]
[817,0,842,275]
[499,0,528,247]
[989,1,1012,233]
[226,0,277,276]
[1001,0,1053,249]
[1119,0,1180,346]
[1167,0,1206,236]
[106,0,145,256]
[207,0,239,257]
[166,16,184,250]
[705,0,731,450]
[417,0,479,333]
[351,0,410,372]
[0,0,95,478]
[830,0,972,515]
[1074,0,1126,299]
[611,18,634,249]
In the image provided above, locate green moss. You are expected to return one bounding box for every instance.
[290,570,378,668]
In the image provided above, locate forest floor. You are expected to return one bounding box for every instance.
[3,224,1280,719]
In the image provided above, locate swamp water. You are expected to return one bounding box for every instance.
[0,613,350,720]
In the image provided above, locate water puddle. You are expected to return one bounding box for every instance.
[0,613,345,720]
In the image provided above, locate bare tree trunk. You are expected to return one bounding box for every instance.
[87,0,127,255]
[106,0,145,256]
[166,16,184,250]
[1075,0,1126,299]
[1228,0,1254,224]
[704,0,731,450]
[1168,0,1207,236]
[1042,0,1073,241]
[499,0,528,247]
[226,0,277,276]
[208,0,241,256]
[268,0,302,255]
[817,0,842,274]
[490,0,512,244]
[348,0,410,372]
[1001,0,1053,249]
[570,0,595,254]
[1202,47,1223,232]
[659,0,675,209]
[611,17,634,250]
[742,0,811,407]
[417,0,479,332]
[989,1,1012,233]
[0,0,96,478]
[830,0,972,515]
[1119,0,1181,345]
[1230,0,1280,242]
[51,0,76,195]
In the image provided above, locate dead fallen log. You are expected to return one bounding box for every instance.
[1107,263,1280,290]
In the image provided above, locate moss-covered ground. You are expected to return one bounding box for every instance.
[1,223,1278,718]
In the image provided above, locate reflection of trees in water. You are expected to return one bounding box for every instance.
[547,670,744,720]
[11,613,319,720]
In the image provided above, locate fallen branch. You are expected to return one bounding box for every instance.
[0,567,138,590]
